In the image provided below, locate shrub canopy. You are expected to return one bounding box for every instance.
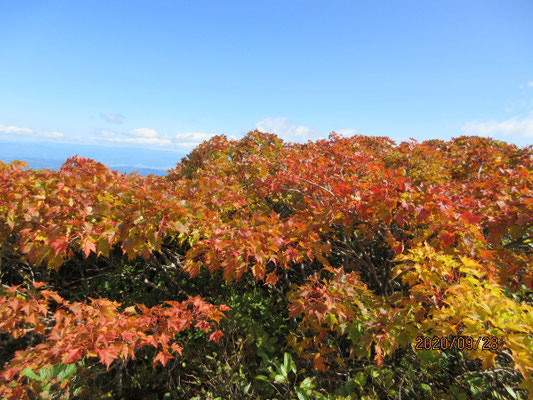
[0,131,532,399]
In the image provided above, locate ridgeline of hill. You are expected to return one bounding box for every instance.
[0,140,183,175]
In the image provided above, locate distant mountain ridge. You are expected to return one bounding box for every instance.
[0,141,184,176]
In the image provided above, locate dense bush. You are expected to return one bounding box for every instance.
[0,131,531,399]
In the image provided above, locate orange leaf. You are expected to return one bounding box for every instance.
[264,272,279,286]
[32,281,46,289]
[171,343,183,356]
[208,330,224,343]
[313,353,326,372]
[83,238,96,258]
[97,347,119,369]
[153,351,174,367]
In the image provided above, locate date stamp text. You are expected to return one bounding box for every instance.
[414,335,503,352]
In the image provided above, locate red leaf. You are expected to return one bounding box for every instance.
[50,236,69,256]
[208,330,224,343]
[62,348,82,364]
[439,231,456,247]
[1,367,20,381]
[460,212,482,225]
[391,241,404,255]
[416,206,431,222]
[288,300,305,318]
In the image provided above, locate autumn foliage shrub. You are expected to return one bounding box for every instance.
[0,131,531,399]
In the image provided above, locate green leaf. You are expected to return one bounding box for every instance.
[57,364,77,381]
[300,377,314,389]
[295,387,309,400]
[21,368,41,381]
[355,372,367,387]
[421,383,431,392]
[504,385,518,399]
[283,352,292,371]
[38,368,48,381]
[46,363,62,379]
[344,379,356,393]
[280,363,288,378]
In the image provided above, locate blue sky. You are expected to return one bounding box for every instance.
[1,0,532,158]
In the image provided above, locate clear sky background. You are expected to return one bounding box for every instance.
[1,0,532,161]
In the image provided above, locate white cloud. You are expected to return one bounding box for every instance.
[0,124,32,135]
[99,128,218,149]
[174,132,215,141]
[121,137,172,145]
[462,115,533,138]
[528,81,533,88]
[179,141,204,147]
[107,136,173,146]
[42,131,64,138]
[129,128,159,138]
[254,117,320,142]
[171,132,219,148]
[335,129,357,137]
[104,126,170,146]
[0,121,217,150]
[100,113,125,124]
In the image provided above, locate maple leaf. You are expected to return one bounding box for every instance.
[288,300,305,318]
[208,330,224,343]
[32,281,46,289]
[50,236,69,256]
[96,346,119,369]
[170,343,183,355]
[153,351,173,367]
[82,237,97,258]
[39,290,64,304]
[1,367,20,381]
[439,231,456,247]
[123,306,137,314]
[460,212,482,225]
[264,271,279,286]
[62,348,82,364]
